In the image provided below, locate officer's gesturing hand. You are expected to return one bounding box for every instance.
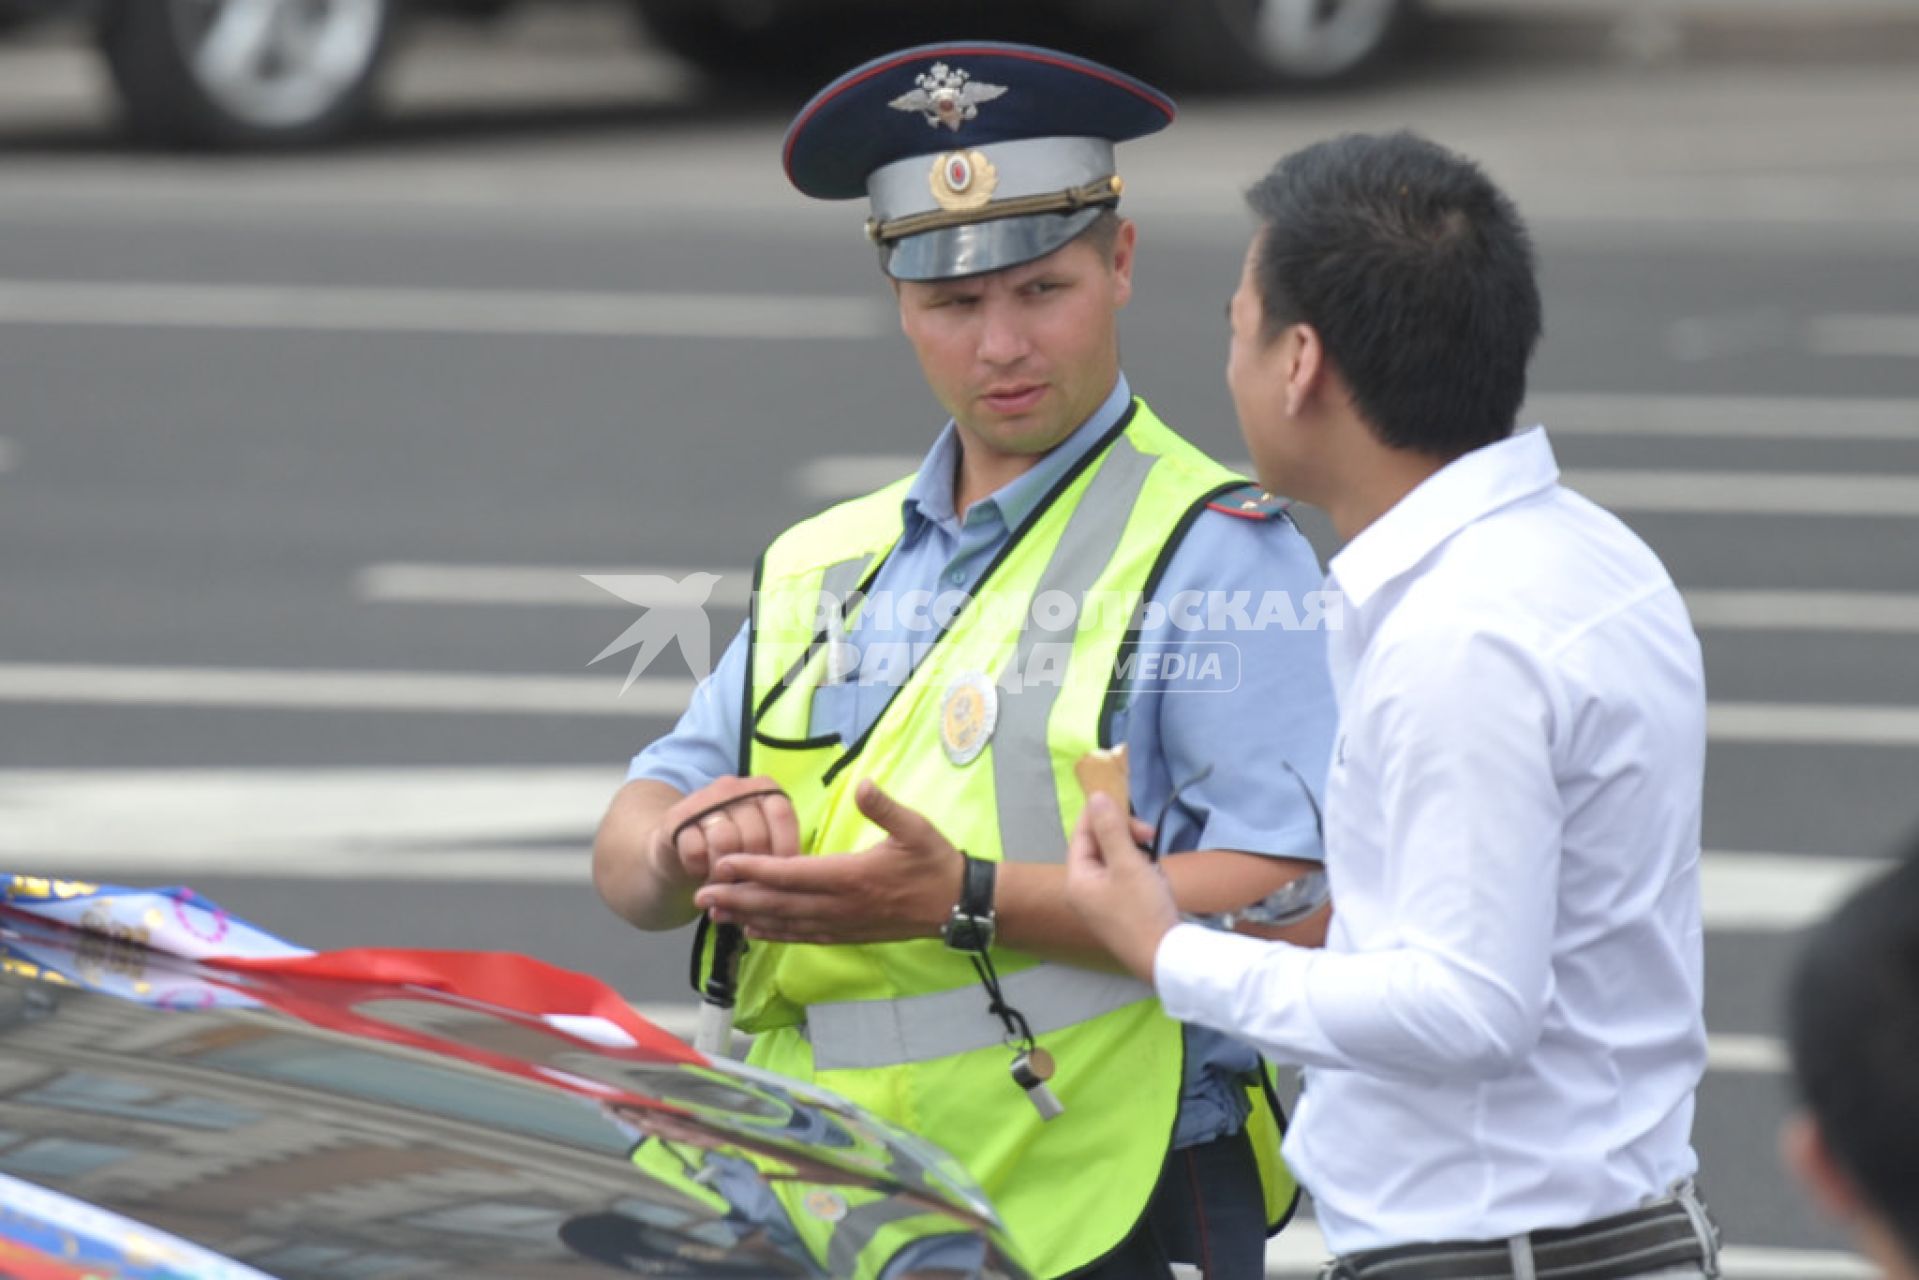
[1064,792,1181,984]
[592,775,797,932]
[695,779,960,945]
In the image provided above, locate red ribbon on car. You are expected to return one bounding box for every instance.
[208,947,706,1102]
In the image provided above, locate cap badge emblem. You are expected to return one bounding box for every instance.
[889,62,1007,132]
[929,149,998,211]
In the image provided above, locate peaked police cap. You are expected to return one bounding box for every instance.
[782,41,1175,281]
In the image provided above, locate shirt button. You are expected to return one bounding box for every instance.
[948,570,965,584]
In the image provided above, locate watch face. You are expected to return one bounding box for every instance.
[942,914,994,953]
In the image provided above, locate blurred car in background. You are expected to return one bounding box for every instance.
[0,0,1413,148]
[0,875,1030,1279]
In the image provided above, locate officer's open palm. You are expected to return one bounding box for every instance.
[696,779,960,945]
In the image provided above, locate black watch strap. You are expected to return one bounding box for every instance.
[941,854,998,952]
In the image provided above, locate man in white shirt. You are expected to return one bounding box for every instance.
[1062,131,1720,1280]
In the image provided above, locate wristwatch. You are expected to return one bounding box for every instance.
[940,854,998,953]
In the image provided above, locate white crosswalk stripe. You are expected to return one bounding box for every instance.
[0,663,692,716]
[358,563,1919,636]
[5,664,1918,745]
[1523,393,1919,440]
[357,562,756,609]
[1683,590,1919,633]
[1567,468,1919,517]
[0,278,888,341]
[0,766,1890,932]
[790,451,1919,518]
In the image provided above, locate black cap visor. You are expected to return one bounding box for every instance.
[880,207,1107,282]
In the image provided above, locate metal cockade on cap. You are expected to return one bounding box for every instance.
[888,62,1008,131]
[928,148,998,211]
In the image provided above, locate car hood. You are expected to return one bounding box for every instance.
[0,876,1027,1279]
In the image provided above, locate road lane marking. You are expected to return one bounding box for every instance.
[0,279,888,341]
[1807,313,1919,358]
[1525,392,1919,441]
[5,665,1919,745]
[357,563,755,609]
[792,453,923,501]
[1706,1034,1791,1075]
[0,767,617,868]
[1709,1251,1877,1280]
[1566,469,1919,517]
[1702,851,1890,930]
[1709,702,1919,746]
[1685,590,1919,633]
[794,454,1919,516]
[0,767,1889,924]
[358,567,1919,635]
[0,663,694,716]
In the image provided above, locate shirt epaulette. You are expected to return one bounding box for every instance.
[1206,483,1292,521]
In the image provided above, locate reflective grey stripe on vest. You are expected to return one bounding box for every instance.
[803,965,1155,1071]
[820,554,872,636]
[991,434,1159,862]
[819,555,872,616]
[826,1198,941,1277]
[807,554,872,685]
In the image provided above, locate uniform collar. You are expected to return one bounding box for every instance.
[1329,426,1559,610]
[901,373,1133,537]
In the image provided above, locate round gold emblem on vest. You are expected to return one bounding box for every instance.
[928,148,997,212]
[803,1189,848,1223]
[940,671,999,766]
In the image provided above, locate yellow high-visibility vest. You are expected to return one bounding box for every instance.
[708,400,1299,1277]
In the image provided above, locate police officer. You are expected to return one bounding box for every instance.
[594,43,1337,1279]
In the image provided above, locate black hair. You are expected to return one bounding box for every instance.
[1243,131,1543,460]
[1787,835,1919,1258]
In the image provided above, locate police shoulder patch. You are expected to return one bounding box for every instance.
[1205,483,1291,521]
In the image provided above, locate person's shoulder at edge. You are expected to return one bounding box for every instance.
[1160,483,1326,598]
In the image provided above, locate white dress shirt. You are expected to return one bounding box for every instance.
[1155,427,1708,1254]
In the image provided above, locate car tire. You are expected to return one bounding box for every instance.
[96,0,403,148]
[1144,0,1413,89]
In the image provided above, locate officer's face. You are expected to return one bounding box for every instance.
[896,221,1135,460]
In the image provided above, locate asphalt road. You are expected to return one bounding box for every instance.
[2,13,1917,1277]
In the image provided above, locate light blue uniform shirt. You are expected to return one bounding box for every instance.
[631,375,1338,1146]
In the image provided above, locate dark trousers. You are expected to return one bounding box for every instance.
[1070,1129,1269,1280]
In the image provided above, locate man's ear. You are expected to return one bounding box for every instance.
[1111,218,1139,309]
[1782,1111,1870,1223]
[1283,322,1327,418]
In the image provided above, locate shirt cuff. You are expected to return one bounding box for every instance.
[1153,922,1333,1065]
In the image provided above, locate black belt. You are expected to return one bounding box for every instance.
[1324,1196,1716,1280]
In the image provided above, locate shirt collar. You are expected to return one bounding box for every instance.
[1329,426,1560,609]
[900,374,1133,538]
